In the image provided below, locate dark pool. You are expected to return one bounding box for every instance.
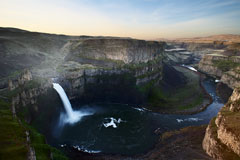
[47,78,224,155]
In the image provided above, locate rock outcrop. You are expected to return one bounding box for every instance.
[8,69,32,90]
[198,54,226,77]
[7,69,51,121]
[65,38,164,64]
[55,38,165,101]
[216,82,233,103]
[198,54,240,89]
[221,66,240,89]
[164,48,194,64]
[202,88,240,159]
[57,56,163,101]
[0,27,166,119]
[0,27,165,102]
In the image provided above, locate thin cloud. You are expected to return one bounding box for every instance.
[0,0,239,39]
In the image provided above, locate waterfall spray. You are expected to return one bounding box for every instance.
[53,83,92,124]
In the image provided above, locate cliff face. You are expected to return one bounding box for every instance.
[0,27,166,114]
[65,38,164,64]
[198,54,240,89]
[5,69,51,120]
[166,34,240,66]
[52,37,165,101]
[221,67,240,89]
[57,54,163,101]
[164,48,194,64]
[198,54,226,77]
[202,88,240,159]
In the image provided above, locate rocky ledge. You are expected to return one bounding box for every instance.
[56,38,165,101]
[0,27,166,104]
[198,54,240,89]
[202,88,240,159]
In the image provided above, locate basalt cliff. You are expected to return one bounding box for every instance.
[202,88,240,159]
[0,27,168,107]
[159,34,240,159]
[0,27,170,159]
[2,28,239,160]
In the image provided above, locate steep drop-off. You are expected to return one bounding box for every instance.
[0,27,167,160]
[0,27,166,101]
[198,54,240,89]
[0,27,213,160]
[58,38,165,101]
[202,88,240,159]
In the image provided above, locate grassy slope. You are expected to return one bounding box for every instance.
[139,66,204,112]
[23,122,68,160]
[0,82,68,160]
[0,99,28,160]
[213,58,240,72]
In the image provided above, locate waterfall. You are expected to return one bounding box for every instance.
[53,83,74,118]
[53,83,92,124]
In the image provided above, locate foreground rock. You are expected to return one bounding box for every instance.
[202,88,240,159]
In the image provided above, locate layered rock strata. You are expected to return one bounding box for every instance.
[202,88,240,159]
[198,54,240,89]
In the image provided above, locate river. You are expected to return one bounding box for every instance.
[48,77,224,155]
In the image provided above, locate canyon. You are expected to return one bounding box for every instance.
[0,27,240,160]
[170,35,240,160]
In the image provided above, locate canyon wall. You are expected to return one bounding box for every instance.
[58,38,165,100]
[198,54,240,89]
[202,88,240,159]
[65,38,164,64]
[0,27,166,122]
[172,35,240,159]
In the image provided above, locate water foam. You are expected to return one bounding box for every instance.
[176,118,203,123]
[181,64,198,72]
[53,83,93,125]
[103,117,125,128]
[73,145,101,153]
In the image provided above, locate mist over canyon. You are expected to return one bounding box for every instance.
[0,27,240,160]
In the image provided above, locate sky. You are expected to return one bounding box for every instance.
[0,0,240,39]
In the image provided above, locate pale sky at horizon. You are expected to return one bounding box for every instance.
[0,0,240,39]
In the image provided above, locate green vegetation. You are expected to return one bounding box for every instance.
[137,79,167,107]
[178,95,203,110]
[0,73,68,160]
[213,59,240,72]
[136,68,162,79]
[0,98,68,160]
[0,99,28,160]
[22,122,68,160]
[138,66,204,112]
[124,56,162,71]
[4,78,48,98]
